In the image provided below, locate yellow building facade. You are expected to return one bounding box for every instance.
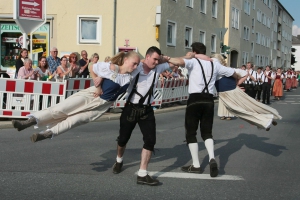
[0,0,225,72]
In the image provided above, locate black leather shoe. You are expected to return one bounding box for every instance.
[181,165,203,173]
[209,159,218,177]
[137,175,159,186]
[272,121,277,126]
[112,162,123,174]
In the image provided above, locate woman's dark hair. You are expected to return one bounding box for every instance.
[38,56,49,69]
[19,48,28,58]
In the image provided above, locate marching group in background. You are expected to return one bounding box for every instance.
[8,42,299,186]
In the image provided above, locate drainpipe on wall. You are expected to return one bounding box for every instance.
[113,0,117,55]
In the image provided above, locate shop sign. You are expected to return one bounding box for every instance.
[18,0,43,20]
[1,24,48,32]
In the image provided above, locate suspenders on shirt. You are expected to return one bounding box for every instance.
[195,58,214,94]
[127,70,157,105]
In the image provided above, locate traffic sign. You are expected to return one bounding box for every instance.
[13,0,46,34]
[13,0,46,53]
[18,0,43,20]
[215,28,228,41]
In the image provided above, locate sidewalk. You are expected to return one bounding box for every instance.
[0,102,191,130]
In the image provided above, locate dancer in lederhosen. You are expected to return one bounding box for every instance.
[244,62,257,98]
[112,46,177,186]
[262,65,273,105]
[211,54,282,131]
[12,51,141,142]
[168,43,238,178]
[254,67,265,102]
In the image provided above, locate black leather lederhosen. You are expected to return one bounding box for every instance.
[117,70,157,151]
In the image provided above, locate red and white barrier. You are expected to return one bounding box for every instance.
[65,78,94,98]
[0,78,66,118]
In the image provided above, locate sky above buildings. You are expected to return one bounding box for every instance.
[279,0,300,36]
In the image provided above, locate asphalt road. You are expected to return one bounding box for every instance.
[0,90,300,199]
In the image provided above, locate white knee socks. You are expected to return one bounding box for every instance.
[204,139,215,161]
[138,169,147,177]
[116,156,123,163]
[188,143,200,168]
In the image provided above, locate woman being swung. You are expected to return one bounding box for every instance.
[12,51,141,142]
[212,54,282,130]
[213,55,235,121]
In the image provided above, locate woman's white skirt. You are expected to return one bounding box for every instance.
[218,87,282,129]
[218,99,234,117]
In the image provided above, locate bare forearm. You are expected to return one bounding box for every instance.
[168,57,185,66]
[237,76,247,85]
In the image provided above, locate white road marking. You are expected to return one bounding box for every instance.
[136,171,244,181]
[285,95,300,96]
[291,103,300,104]
[285,101,295,102]
[277,103,287,104]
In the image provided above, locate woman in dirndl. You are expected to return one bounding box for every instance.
[291,70,298,89]
[284,69,292,91]
[272,68,284,100]
[212,54,282,131]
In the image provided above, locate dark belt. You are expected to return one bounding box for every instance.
[126,102,151,108]
[190,93,213,97]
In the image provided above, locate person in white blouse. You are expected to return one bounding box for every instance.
[168,42,238,178]
[12,51,141,142]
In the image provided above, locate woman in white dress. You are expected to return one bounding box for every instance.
[213,55,235,120]
[12,51,141,142]
[212,54,282,131]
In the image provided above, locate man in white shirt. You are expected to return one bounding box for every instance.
[168,42,238,177]
[262,65,273,104]
[244,62,257,98]
[113,46,179,186]
[254,67,265,102]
